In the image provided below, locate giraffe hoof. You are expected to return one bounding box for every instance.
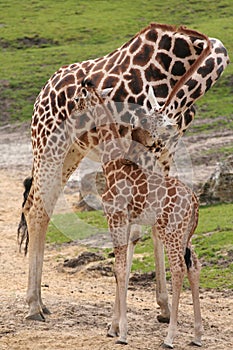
[157,314,170,323]
[162,343,173,349]
[189,341,202,347]
[25,312,45,322]
[115,340,128,345]
[42,306,51,315]
[107,332,117,338]
[107,323,119,338]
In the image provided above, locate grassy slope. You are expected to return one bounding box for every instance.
[47,204,233,290]
[0,0,232,124]
[132,203,233,290]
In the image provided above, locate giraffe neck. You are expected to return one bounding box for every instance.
[31,23,229,176]
[91,23,211,102]
[78,86,130,166]
[85,24,228,132]
[96,104,126,165]
[159,38,228,123]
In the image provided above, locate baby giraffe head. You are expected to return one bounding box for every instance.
[73,78,113,114]
[122,86,180,166]
[130,86,178,149]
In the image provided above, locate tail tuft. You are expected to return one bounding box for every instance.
[17,177,33,255]
[184,247,192,270]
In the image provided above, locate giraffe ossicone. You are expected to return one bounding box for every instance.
[148,85,162,111]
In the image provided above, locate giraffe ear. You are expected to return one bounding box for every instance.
[148,86,161,111]
[100,87,113,98]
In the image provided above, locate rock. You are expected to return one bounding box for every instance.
[199,155,233,205]
[75,171,105,211]
[63,251,105,268]
[76,193,103,211]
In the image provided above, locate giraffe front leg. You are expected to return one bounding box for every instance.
[163,247,186,349]
[107,281,120,338]
[152,227,170,323]
[127,224,141,285]
[107,245,128,342]
[107,225,140,340]
[164,266,185,349]
[113,244,128,345]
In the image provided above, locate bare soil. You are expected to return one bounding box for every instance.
[0,123,233,350]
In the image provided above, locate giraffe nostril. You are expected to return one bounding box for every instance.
[141,118,147,126]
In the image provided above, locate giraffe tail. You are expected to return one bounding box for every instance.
[184,193,199,271]
[184,247,192,270]
[17,176,33,255]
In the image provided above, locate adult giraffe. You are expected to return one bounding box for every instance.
[18,23,229,322]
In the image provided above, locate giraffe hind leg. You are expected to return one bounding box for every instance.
[187,248,203,347]
[25,159,67,320]
[18,175,52,320]
[25,197,50,321]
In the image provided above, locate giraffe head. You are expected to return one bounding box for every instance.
[130,85,178,149]
[73,78,113,114]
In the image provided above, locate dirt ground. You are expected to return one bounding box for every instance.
[0,123,233,349]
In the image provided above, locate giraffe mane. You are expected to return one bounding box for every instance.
[160,26,212,111]
[119,22,212,115]
[131,22,211,111]
[135,22,210,43]
[81,77,95,88]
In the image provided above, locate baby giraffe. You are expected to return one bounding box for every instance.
[75,79,203,349]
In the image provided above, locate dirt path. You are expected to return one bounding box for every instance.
[0,125,233,349]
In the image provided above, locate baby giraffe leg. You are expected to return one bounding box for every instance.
[110,244,128,344]
[152,227,170,323]
[108,225,140,340]
[127,225,141,285]
[107,283,120,338]
[187,248,203,347]
[164,254,186,349]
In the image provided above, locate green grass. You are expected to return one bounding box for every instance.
[0,0,233,125]
[189,116,233,135]
[47,210,108,244]
[132,203,233,289]
[47,203,233,290]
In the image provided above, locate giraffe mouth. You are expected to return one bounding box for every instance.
[122,139,160,165]
[121,158,135,166]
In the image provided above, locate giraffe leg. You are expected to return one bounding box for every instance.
[152,226,170,323]
[107,225,140,340]
[163,255,185,349]
[25,160,65,321]
[126,224,141,285]
[113,244,128,345]
[25,197,50,321]
[107,245,128,343]
[187,249,203,347]
[107,282,120,338]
